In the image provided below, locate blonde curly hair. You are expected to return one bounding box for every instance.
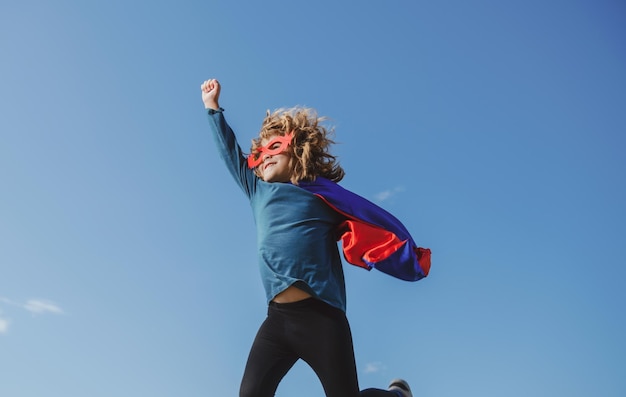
[251,107,345,184]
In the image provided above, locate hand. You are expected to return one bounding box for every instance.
[201,78,221,109]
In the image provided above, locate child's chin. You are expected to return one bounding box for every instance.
[264,175,288,183]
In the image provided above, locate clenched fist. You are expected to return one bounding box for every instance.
[201,79,221,110]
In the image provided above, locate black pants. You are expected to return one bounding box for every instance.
[239,298,399,397]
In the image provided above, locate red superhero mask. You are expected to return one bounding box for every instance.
[247,132,294,169]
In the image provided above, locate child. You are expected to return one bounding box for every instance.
[201,78,430,397]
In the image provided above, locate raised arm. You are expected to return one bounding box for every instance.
[200,79,257,197]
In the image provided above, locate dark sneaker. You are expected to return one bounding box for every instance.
[388,378,413,397]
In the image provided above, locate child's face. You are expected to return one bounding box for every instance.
[258,134,292,183]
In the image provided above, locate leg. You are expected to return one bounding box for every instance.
[360,388,404,397]
[287,300,409,397]
[361,379,413,397]
[258,299,410,397]
[294,300,361,397]
[239,311,298,397]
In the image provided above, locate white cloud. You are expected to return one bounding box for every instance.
[375,190,393,202]
[363,361,386,374]
[0,316,9,334]
[0,297,64,336]
[1,297,64,315]
[24,299,64,315]
[374,186,406,203]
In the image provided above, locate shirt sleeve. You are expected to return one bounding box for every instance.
[206,108,257,198]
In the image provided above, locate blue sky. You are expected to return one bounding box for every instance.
[1,1,625,396]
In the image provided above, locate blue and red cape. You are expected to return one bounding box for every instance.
[299,177,431,282]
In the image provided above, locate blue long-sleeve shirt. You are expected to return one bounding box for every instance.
[206,108,348,311]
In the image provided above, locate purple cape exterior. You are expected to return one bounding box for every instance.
[298,177,431,282]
